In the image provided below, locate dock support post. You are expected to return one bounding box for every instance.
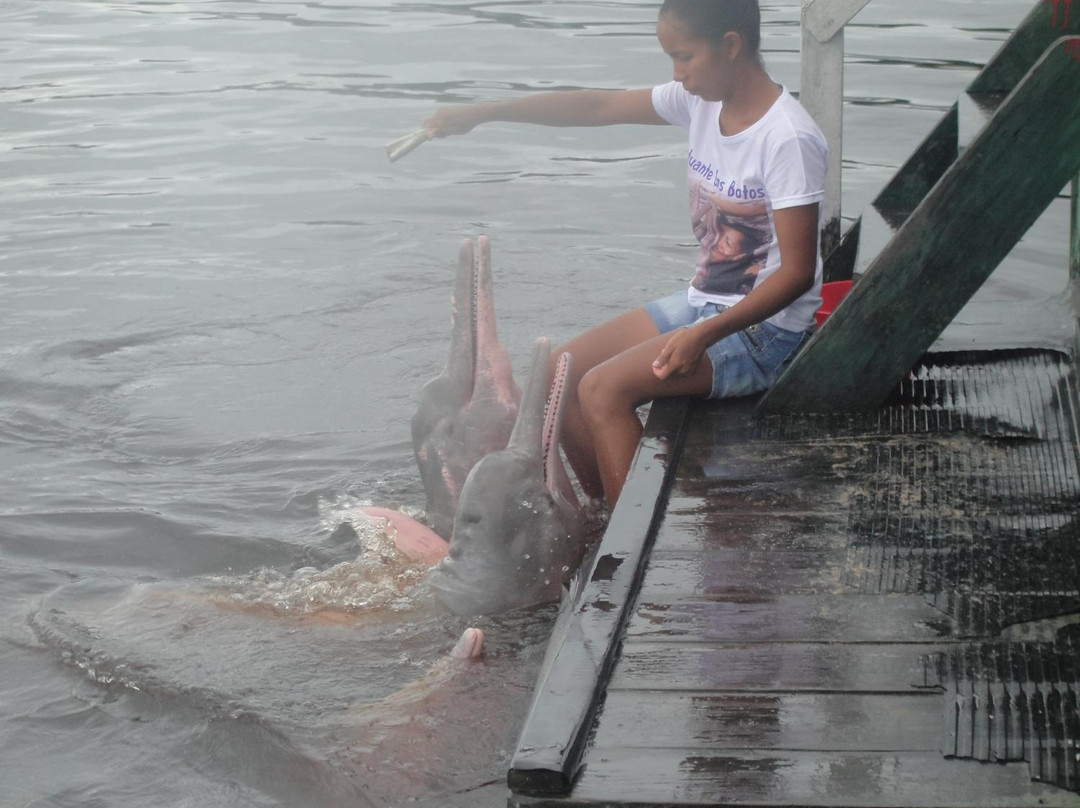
[1072,176,1079,282]
[800,0,871,257]
[1072,175,1079,362]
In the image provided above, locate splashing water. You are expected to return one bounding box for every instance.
[203,500,437,616]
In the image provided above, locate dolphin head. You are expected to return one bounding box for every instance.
[411,236,521,540]
[430,338,587,616]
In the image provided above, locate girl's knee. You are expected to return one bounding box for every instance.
[578,365,623,422]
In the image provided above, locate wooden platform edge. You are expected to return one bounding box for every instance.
[507,397,692,797]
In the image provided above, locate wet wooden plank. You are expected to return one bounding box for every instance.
[675,436,864,484]
[636,550,851,598]
[511,750,1080,808]
[591,691,942,752]
[669,430,858,514]
[608,642,946,693]
[628,594,953,643]
[665,475,852,515]
[653,511,851,554]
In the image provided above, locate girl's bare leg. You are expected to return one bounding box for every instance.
[578,333,713,504]
[551,308,661,500]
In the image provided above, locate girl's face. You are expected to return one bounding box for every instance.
[656,15,736,102]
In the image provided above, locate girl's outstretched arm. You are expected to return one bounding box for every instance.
[422,88,665,138]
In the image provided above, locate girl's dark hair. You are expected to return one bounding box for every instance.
[659,0,761,55]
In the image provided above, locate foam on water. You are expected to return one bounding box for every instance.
[203,498,435,615]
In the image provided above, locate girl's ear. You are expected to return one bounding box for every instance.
[721,30,743,62]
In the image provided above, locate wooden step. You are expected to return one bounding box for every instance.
[854,204,900,277]
[873,104,958,223]
[957,92,1001,155]
[856,91,1001,278]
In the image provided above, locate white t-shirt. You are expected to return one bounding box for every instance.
[651,82,828,333]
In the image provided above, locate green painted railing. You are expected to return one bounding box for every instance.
[760,4,1080,414]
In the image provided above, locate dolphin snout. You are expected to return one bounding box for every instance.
[430,556,506,616]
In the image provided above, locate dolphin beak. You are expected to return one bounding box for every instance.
[542,352,578,508]
[430,559,498,616]
[462,235,501,402]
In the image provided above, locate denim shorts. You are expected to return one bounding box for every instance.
[643,289,810,400]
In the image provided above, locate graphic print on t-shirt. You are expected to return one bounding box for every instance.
[689,180,772,297]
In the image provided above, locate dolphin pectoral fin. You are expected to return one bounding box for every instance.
[449,627,484,659]
[355,507,450,565]
[352,627,484,726]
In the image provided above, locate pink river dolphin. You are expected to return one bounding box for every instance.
[428,337,589,615]
[359,237,592,616]
[410,236,521,541]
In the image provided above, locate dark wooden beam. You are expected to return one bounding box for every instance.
[506,397,690,797]
[760,37,1080,413]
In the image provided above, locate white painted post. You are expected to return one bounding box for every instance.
[800,0,872,257]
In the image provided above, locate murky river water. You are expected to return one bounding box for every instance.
[0,1,1070,805]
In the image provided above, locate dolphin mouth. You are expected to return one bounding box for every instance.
[431,558,555,616]
[444,236,500,407]
[541,352,570,494]
[468,244,481,385]
[463,241,481,398]
[464,235,499,403]
[412,236,521,541]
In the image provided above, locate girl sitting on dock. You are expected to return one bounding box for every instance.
[422,0,828,507]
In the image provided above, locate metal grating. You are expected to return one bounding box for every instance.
[756,349,1080,793]
[919,640,1080,791]
[838,351,1080,637]
[756,350,1079,442]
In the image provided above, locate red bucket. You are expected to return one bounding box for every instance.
[814,280,853,328]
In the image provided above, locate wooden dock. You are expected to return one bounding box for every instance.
[508,350,1080,806]
[504,3,1080,805]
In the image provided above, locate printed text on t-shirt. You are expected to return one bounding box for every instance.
[687,149,767,198]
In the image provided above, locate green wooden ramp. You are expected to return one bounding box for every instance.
[760,3,1080,414]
